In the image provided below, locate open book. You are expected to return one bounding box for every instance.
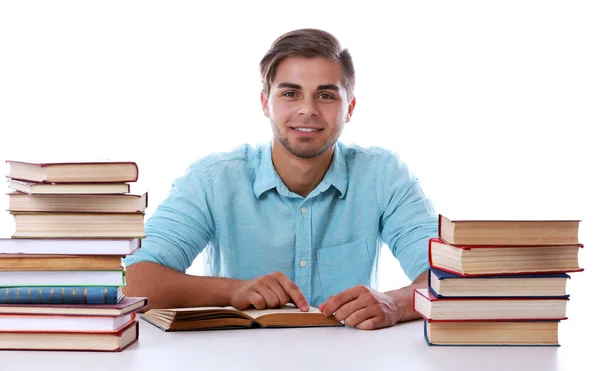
[141,304,343,331]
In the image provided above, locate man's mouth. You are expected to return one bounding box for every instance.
[292,127,323,132]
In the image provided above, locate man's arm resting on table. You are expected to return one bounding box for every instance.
[384,269,428,322]
[319,270,428,330]
[124,262,309,312]
[123,262,237,311]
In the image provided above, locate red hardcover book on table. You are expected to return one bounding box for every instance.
[0,320,139,352]
[428,238,583,277]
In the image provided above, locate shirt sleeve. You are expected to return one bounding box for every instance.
[122,161,216,272]
[378,153,438,281]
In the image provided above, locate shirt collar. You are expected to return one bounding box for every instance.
[253,142,348,199]
[253,142,280,198]
[320,142,348,199]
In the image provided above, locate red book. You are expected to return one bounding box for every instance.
[0,320,139,352]
[428,238,583,276]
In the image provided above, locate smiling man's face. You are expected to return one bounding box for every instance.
[261,56,356,159]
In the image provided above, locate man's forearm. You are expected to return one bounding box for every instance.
[123,262,240,311]
[385,270,429,323]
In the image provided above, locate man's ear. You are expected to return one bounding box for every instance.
[260,91,270,118]
[346,97,356,123]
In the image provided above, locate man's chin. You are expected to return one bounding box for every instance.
[286,144,330,159]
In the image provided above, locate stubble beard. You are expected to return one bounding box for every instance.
[272,120,343,159]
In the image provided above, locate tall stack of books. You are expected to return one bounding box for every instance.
[0,160,148,351]
[414,214,584,346]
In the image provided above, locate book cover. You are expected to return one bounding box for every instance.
[0,286,124,305]
[427,268,571,298]
[423,320,560,347]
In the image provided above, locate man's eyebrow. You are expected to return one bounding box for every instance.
[316,84,339,91]
[276,82,302,90]
[275,83,340,91]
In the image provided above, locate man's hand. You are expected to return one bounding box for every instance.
[229,272,309,312]
[318,271,428,330]
[318,285,400,330]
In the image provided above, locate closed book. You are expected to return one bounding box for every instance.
[8,180,130,195]
[413,288,568,321]
[0,238,141,255]
[6,160,139,184]
[428,238,583,276]
[0,296,148,316]
[438,214,580,246]
[0,320,139,351]
[10,212,145,239]
[423,320,560,346]
[8,192,148,213]
[0,270,124,286]
[0,313,135,333]
[0,286,124,305]
[428,268,570,298]
[0,254,124,271]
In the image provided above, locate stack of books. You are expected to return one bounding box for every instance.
[0,160,148,351]
[414,214,584,346]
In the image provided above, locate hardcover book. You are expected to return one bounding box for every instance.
[142,304,342,331]
[428,238,583,276]
[428,268,570,298]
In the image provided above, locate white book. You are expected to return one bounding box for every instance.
[0,270,124,286]
[0,238,140,255]
[0,313,134,332]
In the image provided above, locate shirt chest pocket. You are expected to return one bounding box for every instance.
[316,238,373,300]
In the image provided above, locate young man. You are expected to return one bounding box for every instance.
[123,28,438,330]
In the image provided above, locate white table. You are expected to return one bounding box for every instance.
[1,314,593,371]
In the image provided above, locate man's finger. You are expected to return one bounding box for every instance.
[265,280,290,307]
[344,307,376,327]
[321,286,362,316]
[248,291,267,310]
[276,274,309,311]
[354,316,384,330]
[255,285,280,308]
[333,297,367,322]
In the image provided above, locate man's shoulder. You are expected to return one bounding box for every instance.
[185,143,266,175]
[338,142,397,163]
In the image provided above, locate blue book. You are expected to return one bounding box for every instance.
[428,268,570,298]
[423,319,561,346]
[0,286,124,304]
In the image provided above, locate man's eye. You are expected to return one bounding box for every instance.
[283,91,297,97]
[318,93,334,99]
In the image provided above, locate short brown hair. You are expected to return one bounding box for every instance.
[259,28,355,101]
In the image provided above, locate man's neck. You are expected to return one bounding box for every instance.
[271,141,334,198]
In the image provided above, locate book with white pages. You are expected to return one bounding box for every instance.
[0,238,141,255]
[0,270,124,286]
[0,313,135,332]
[8,179,131,195]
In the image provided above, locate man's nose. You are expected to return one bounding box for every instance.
[297,98,319,116]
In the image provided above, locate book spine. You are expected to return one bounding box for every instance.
[0,287,121,304]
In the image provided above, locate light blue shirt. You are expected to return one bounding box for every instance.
[123,141,438,307]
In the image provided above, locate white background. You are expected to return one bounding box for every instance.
[0,0,598,361]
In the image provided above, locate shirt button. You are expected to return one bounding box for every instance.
[301,207,307,214]
[300,259,307,267]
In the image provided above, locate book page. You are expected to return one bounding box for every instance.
[167,306,239,313]
[243,305,321,319]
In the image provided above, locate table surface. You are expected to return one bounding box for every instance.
[0,312,593,371]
